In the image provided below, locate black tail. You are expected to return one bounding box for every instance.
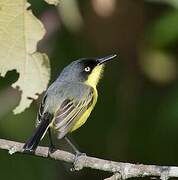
[23,113,53,152]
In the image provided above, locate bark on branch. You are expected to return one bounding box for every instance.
[0,138,178,180]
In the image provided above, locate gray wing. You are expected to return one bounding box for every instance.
[52,83,94,139]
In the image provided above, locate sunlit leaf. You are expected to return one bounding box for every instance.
[0,0,50,114]
[140,50,177,84]
[44,0,60,5]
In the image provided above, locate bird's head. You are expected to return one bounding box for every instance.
[58,54,117,88]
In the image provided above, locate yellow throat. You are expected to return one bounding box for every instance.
[85,64,104,88]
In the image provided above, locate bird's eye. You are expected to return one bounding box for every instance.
[84,66,91,72]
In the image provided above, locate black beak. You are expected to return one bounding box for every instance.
[96,54,117,65]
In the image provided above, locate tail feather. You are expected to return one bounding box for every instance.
[23,112,53,152]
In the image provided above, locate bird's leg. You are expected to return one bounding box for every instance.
[65,136,86,171]
[64,136,81,155]
[48,128,55,154]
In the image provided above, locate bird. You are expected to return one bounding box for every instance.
[23,54,117,154]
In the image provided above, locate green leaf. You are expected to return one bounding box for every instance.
[147,10,178,48]
[44,0,60,5]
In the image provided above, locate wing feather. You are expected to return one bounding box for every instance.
[53,86,94,139]
[36,94,48,127]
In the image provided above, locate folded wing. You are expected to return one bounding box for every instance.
[53,84,94,139]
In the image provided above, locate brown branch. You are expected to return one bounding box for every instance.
[0,138,178,180]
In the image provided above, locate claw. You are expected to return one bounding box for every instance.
[48,144,56,157]
[71,152,86,171]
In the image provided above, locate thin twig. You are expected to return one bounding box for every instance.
[0,138,178,180]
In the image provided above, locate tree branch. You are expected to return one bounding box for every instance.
[0,138,178,180]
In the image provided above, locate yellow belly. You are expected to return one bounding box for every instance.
[70,88,98,132]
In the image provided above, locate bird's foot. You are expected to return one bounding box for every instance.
[48,144,56,157]
[71,152,86,171]
[23,148,35,154]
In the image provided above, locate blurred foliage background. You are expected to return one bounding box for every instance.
[1,0,178,179]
